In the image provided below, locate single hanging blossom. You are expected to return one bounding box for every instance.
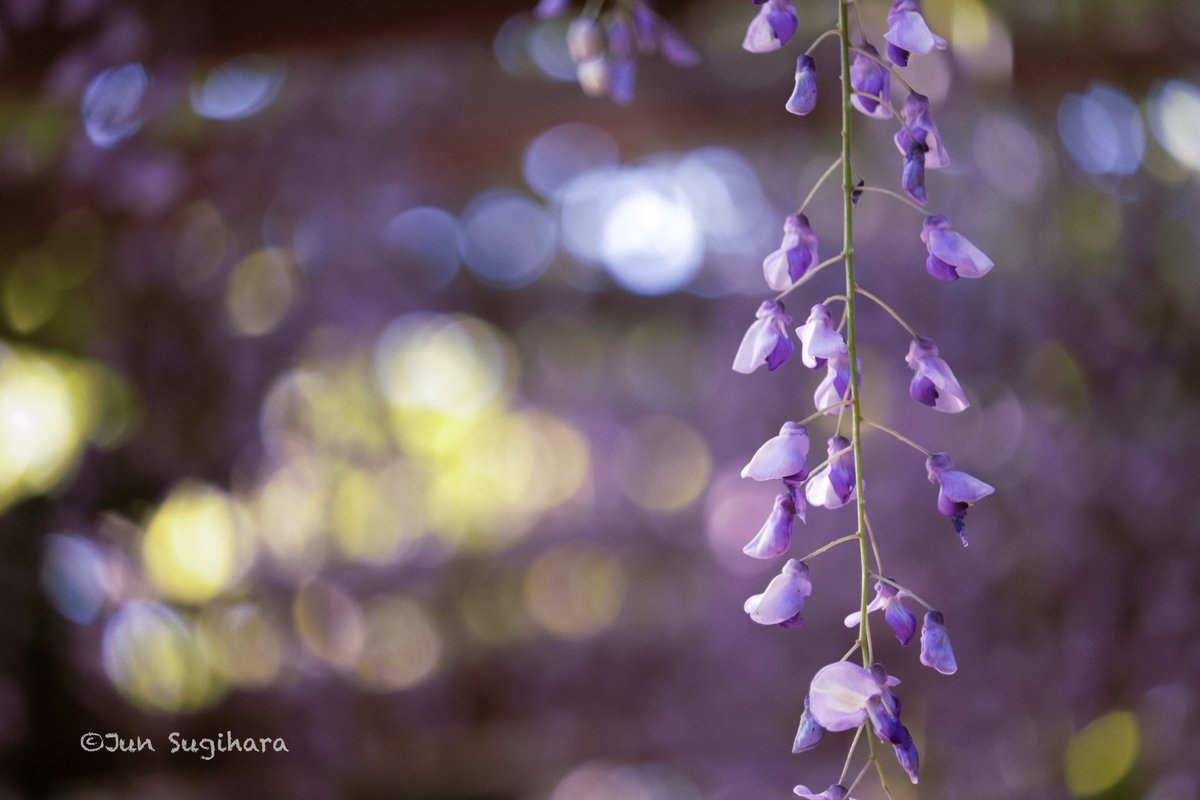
[763,214,820,291]
[865,693,920,784]
[813,350,854,413]
[732,300,794,374]
[807,661,900,731]
[786,55,818,116]
[844,579,917,646]
[631,0,657,50]
[567,17,603,62]
[791,695,825,753]
[894,92,949,169]
[906,337,969,413]
[805,435,856,510]
[743,493,800,559]
[606,14,637,104]
[744,558,812,627]
[794,786,854,800]
[742,0,799,53]
[884,0,947,67]
[920,610,958,674]
[848,43,891,119]
[921,215,994,280]
[796,303,846,369]
[901,141,928,205]
[926,452,994,545]
[742,421,810,481]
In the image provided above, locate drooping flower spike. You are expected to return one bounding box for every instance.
[787,55,819,116]
[741,421,810,481]
[732,300,794,374]
[884,0,947,67]
[794,785,854,800]
[906,337,969,413]
[742,0,799,53]
[744,558,812,627]
[925,452,995,545]
[796,303,847,369]
[921,215,994,281]
[764,214,820,291]
[743,492,801,559]
[848,43,891,119]
[894,92,949,169]
[920,610,958,674]
[843,579,917,645]
[806,435,856,510]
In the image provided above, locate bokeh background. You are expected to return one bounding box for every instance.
[0,0,1198,798]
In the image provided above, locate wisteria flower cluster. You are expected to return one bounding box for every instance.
[732,0,995,794]
[535,0,698,104]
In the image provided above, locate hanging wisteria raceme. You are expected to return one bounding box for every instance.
[536,0,699,104]
[731,0,995,794]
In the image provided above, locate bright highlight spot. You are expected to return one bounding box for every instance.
[1064,710,1139,796]
[82,63,148,147]
[601,182,702,296]
[460,190,556,289]
[1058,84,1145,176]
[615,415,711,513]
[354,595,442,690]
[524,545,624,639]
[143,483,250,604]
[102,601,219,712]
[226,248,299,336]
[1149,80,1200,172]
[199,603,285,687]
[191,56,284,120]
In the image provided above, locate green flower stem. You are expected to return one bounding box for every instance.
[798,157,844,215]
[798,532,860,563]
[838,0,872,673]
[805,28,842,56]
[863,419,933,456]
[839,725,865,784]
[857,185,928,215]
[856,286,920,338]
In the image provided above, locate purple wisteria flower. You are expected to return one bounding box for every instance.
[901,142,927,205]
[807,661,899,731]
[805,435,856,510]
[848,43,891,119]
[741,421,810,481]
[787,55,819,116]
[844,579,917,645]
[732,300,794,374]
[744,558,812,627]
[921,215,994,280]
[743,492,801,559]
[659,24,701,66]
[743,0,799,53]
[764,214,820,291]
[925,452,994,545]
[884,0,947,67]
[920,610,958,674]
[794,785,854,800]
[792,695,825,753]
[906,337,969,413]
[796,303,846,369]
[813,350,853,413]
[893,92,949,169]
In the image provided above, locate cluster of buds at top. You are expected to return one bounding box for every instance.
[732,0,998,795]
[536,0,698,104]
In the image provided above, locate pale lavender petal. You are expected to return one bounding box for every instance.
[732,301,793,374]
[742,421,810,481]
[885,9,947,56]
[938,469,995,505]
[746,558,812,625]
[813,351,853,413]
[796,304,846,369]
[849,43,891,119]
[743,493,797,559]
[786,55,818,116]
[920,610,958,674]
[794,786,850,800]
[808,661,879,731]
[742,0,798,53]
